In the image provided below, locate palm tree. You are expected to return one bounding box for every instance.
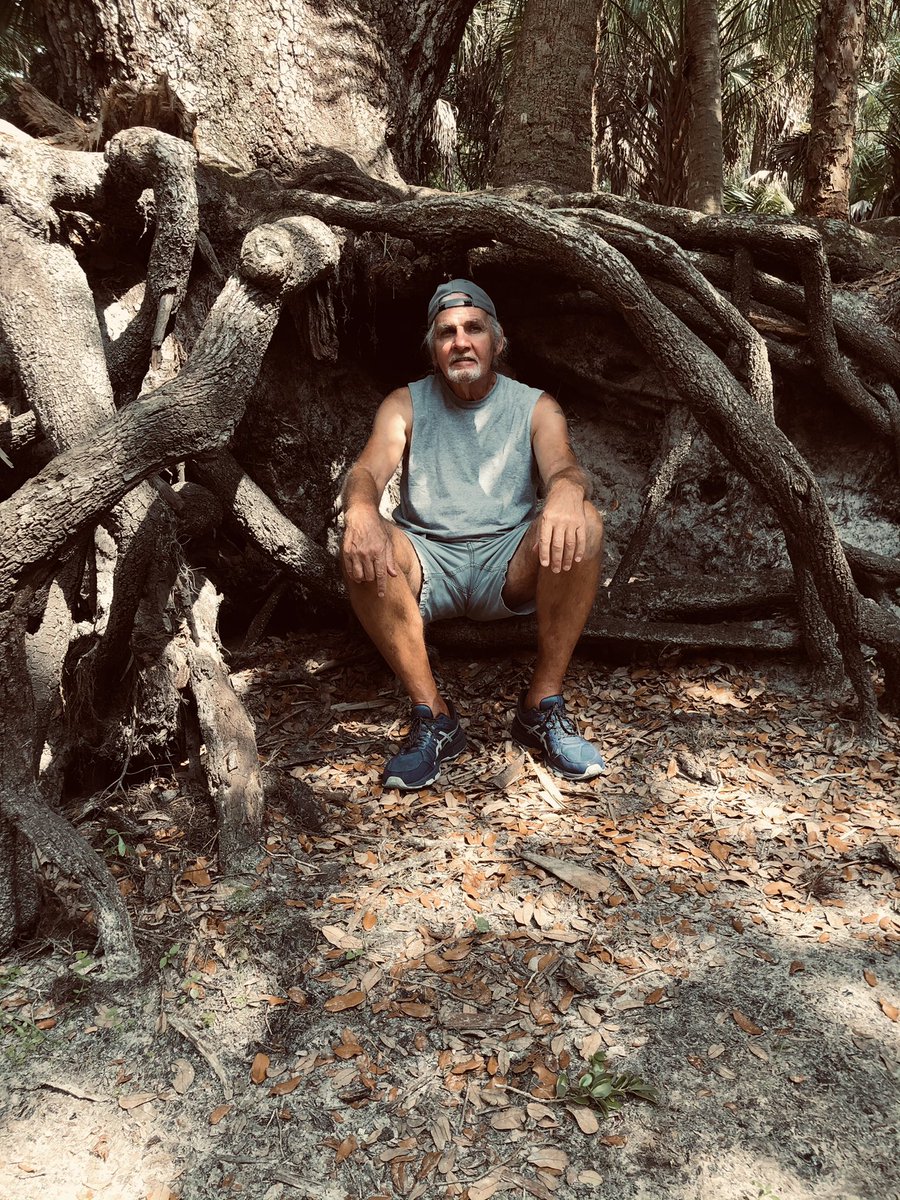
[685,0,724,212]
[801,0,866,217]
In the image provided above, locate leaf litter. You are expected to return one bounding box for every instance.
[1,632,899,1199]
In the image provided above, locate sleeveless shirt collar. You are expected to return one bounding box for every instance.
[438,371,500,410]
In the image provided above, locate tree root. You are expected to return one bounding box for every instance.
[0,215,341,604]
[608,405,696,599]
[181,576,264,874]
[0,605,139,977]
[102,128,200,399]
[428,613,799,655]
[192,450,340,601]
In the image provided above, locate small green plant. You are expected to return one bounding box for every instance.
[159,942,183,970]
[474,916,491,934]
[72,950,99,977]
[556,1050,658,1117]
[104,828,130,857]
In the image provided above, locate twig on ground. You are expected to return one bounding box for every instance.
[166,1012,234,1099]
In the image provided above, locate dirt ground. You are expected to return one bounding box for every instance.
[1,632,899,1200]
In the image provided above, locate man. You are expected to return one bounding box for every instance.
[341,279,605,790]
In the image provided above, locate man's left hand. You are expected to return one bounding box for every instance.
[534,481,587,572]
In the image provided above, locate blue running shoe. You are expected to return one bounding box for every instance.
[382,703,467,790]
[511,693,605,780]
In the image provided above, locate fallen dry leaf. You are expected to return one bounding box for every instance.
[490,1107,525,1131]
[879,999,899,1022]
[400,1001,433,1019]
[324,990,367,1013]
[172,1058,194,1095]
[250,1052,270,1084]
[600,1134,628,1146]
[732,1008,764,1036]
[208,1103,232,1125]
[567,1104,600,1134]
[269,1075,302,1096]
[90,1134,110,1161]
[181,866,211,887]
[528,1147,569,1171]
[335,1135,357,1163]
[468,1171,506,1200]
[864,969,878,988]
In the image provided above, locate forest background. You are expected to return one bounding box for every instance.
[0,1,899,1198]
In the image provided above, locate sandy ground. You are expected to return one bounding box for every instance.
[1,633,899,1200]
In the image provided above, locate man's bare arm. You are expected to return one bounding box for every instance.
[531,394,597,572]
[341,389,411,596]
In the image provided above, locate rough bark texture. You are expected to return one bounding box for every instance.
[684,0,723,215]
[492,0,598,191]
[184,578,264,874]
[801,0,865,220]
[34,0,477,182]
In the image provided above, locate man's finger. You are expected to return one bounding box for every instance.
[539,519,553,567]
[561,525,577,572]
[384,539,398,579]
[348,555,365,583]
[374,554,388,597]
[550,524,565,573]
[573,521,586,565]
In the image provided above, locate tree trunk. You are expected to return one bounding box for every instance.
[801,0,865,220]
[684,0,723,215]
[492,0,598,191]
[34,0,477,182]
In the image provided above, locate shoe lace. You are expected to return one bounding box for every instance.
[401,713,438,753]
[538,702,578,742]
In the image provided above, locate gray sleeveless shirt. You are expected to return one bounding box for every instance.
[393,372,542,541]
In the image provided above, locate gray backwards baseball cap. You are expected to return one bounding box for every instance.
[428,278,497,325]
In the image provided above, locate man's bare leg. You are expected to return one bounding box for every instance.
[503,505,604,706]
[342,523,450,717]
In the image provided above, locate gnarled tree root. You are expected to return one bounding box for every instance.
[0,605,139,977]
[182,576,264,874]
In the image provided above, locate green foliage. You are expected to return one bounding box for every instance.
[159,941,183,970]
[72,949,99,977]
[555,1050,658,1117]
[104,828,130,857]
[0,0,39,85]
[442,0,525,188]
[724,171,794,213]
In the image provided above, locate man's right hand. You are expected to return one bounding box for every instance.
[342,510,398,598]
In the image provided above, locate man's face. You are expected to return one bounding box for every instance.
[432,302,498,386]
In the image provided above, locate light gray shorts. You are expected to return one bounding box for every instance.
[403,521,537,624]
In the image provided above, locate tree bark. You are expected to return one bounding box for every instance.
[801,0,866,220]
[492,0,598,191]
[34,0,477,182]
[684,0,723,215]
[183,577,264,874]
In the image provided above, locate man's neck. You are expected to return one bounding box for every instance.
[442,371,497,404]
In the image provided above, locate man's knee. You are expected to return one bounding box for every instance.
[583,503,604,561]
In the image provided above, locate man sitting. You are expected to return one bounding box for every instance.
[341,279,605,790]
